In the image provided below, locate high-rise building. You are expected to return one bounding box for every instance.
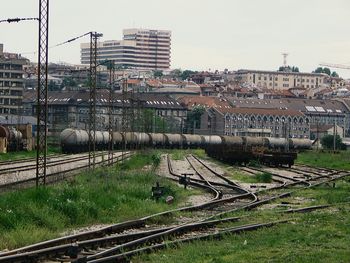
[0,44,28,115]
[81,29,171,70]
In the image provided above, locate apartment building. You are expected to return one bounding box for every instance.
[81,29,171,70]
[0,44,28,115]
[235,69,328,90]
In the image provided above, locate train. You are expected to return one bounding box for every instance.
[60,128,312,167]
[0,125,24,152]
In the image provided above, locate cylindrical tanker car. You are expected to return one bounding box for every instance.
[0,125,24,151]
[60,128,312,166]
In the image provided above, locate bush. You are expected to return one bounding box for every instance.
[321,135,343,150]
[151,153,161,168]
[256,172,272,183]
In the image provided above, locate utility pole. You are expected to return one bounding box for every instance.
[88,31,102,169]
[36,0,49,186]
[333,118,336,153]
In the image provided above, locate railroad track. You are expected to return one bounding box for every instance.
[0,155,349,262]
[0,151,133,193]
[0,153,68,166]
[0,152,112,175]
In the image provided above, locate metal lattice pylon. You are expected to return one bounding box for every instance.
[88,32,102,169]
[108,62,115,165]
[36,0,49,186]
[122,77,128,153]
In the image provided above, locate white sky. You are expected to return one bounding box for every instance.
[1,0,350,77]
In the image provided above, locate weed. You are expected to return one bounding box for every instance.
[255,172,272,183]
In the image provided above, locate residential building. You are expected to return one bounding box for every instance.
[0,44,28,115]
[234,69,328,91]
[200,107,310,138]
[81,29,171,70]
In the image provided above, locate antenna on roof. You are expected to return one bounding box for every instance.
[282,53,289,67]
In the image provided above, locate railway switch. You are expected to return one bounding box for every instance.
[152,182,165,200]
[180,173,193,189]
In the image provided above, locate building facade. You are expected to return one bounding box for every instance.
[200,107,310,138]
[224,97,350,137]
[235,69,328,91]
[0,44,27,115]
[81,29,171,70]
[23,90,186,134]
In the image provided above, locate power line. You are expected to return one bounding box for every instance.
[16,31,93,56]
[50,31,92,48]
[0,17,38,23]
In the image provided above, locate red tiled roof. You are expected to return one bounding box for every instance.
[127,79,140,84]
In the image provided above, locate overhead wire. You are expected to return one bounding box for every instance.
[0,17,38,23]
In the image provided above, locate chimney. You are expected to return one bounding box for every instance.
[0,44,3,56]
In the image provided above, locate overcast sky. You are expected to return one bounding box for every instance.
[1,0,350,77]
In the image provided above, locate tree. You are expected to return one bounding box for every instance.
[323,67,331,76]
[185,105,205,133]
[331,71,339,78]
[314,67,323,74]
[321,134,342,150]
[60,77,77,89]
[291,66,299,72]
[153,70,163,78]
[278,66,299,72]
[48,81,60,91]
[181,70,196,80]
[314,67,333,76]
[171,69,182,79]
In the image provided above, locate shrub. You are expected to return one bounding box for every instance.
[256,172,272,183]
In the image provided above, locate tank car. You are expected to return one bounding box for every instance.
[290,138,312,150]
[182,134,203,148]
[202,135,222,145]
[148,133,167,148]
[134,132,151,148]
[265,137,289,150]
[60,128,89,153]
[112,132,124,148]
[0,125,24,151]
[164,133,184,148]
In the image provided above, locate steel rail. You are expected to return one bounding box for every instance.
[0,152,132,193]
[0,152,111,175]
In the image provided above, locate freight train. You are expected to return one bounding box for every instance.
[60,128,312,167]
[0,125,24,152]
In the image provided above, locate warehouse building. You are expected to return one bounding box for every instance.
[199,106,310,138]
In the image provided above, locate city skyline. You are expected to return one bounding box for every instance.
[1,0,350,77]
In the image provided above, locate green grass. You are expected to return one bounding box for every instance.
[296,150,350,171]
[0,146,61,161]
[135,180,350,263]
[0,151,191,250]
[169,149,206,161]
